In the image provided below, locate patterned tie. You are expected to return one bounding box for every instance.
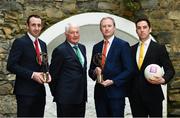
[138,42,144,69]
[73,45,83,66]
[101,40,108,68]
[34,39,42,65]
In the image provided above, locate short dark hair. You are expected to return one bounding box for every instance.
[26,15,42,25]
[135,18,151,28]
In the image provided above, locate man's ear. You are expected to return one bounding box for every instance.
[149,27,152,33]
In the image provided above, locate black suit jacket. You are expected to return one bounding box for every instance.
[7,33,47,96]
[130,40,175,102]
[49,40,87,104]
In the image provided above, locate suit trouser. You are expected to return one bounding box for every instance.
[129,95,162,117]
[94,88,125,117]
[16,95,46,117]
[56,102,86,117]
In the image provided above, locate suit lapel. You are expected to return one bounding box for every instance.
[133,43,139,70]
[65,41,84,67]
[105,38,115,62]
[78,45,85,59]
[39,40,46,53]
[65,41,77,58]
[80,45,87,68]
[25,34,37,56]
[103,37,117,70]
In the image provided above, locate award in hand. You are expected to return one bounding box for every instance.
[41,52,49,82]
[93,53,106,83]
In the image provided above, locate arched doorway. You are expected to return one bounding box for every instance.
[39,12,166,117]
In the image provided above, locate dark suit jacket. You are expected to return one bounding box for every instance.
[7,33,47,96]
[88,36,133,99]
[130,40,175,102]
[49,40,87,104]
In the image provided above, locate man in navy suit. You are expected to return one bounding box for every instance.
[7,15,51,117]
[49,23,87,117]
[128,18,175,117]
[89,17,133,117]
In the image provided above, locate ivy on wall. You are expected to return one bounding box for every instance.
[123,0,141,11]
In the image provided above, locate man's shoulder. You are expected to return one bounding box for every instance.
[13,34,29,44]
[94,40,103,47]
[54,41,67,51]
[113,37,131,48]
[114,36,129,44]
[150,40,165,49]
[131,42,138,47]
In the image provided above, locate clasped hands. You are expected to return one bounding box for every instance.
[32,72,51,84]
[94,67,113,87]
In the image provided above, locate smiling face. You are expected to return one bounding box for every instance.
[136,20,152,42]
[26,16,42,38]
[100,17,115,40]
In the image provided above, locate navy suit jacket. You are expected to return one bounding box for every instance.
[130,40,175,102]
[7,33,47,96]
[49,40,87,104]
[89,36,133,98]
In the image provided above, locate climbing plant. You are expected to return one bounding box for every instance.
[123,0,141,11]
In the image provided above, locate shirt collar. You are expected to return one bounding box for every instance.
[67,41,78,48]
[27,32,37,42]
[139,36,151,46]
[104,35,114,45]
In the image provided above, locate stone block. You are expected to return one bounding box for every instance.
[168,11,180,20]
[0,81,13,95]
[0,95,16,114]
[168,93,180,102]
[141,0,158,9]
[151,19,174,31]
[45,8,64,18]
[98,2,119,10]
[168,108,180,116]
[170,78,180,89]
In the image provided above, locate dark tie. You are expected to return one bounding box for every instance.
[73,45,83,66]
[34,39,42,65]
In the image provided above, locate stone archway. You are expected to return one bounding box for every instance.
[39,12,166,117]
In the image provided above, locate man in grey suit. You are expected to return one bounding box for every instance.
[49,23,87,117]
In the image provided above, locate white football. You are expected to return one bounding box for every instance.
[144,64,164,80]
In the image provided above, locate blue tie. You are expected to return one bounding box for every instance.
[73,46,83,66]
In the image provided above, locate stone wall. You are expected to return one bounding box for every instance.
[0,0,179,117]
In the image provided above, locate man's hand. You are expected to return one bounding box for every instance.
[101,79,114,87]
[46,72,52,83]
[32,72,46,84]
[146,76,165,85]
[94,67,102,76]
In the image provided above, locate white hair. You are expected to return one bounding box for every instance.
[65,23,79,33]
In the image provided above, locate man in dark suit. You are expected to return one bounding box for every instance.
[88,17,133,117]
[128,18,175,117]
[7,15,51,117]
[49,23,87,117]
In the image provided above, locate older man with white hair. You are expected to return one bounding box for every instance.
[49,23,87,117]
